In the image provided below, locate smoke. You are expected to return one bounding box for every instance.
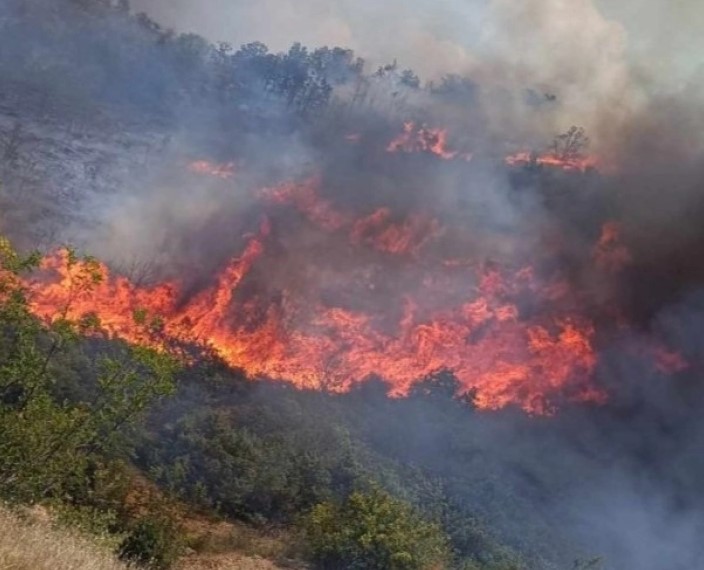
[130,0,704,144]
[130,0,485,77]
[76,129,319,286]
[130,0,704,77]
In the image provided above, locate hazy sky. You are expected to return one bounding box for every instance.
[127,0,703,154]
[130,0,488,77]
[131,0,702,85]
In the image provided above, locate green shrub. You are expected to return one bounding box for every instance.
[0,238,178,505]
[53,503,121,546]
[117,516,183,569]
[305,488,450,570]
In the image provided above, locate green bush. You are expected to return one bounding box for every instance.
[117,515,183,569]
[305,488,450,570]
[0,238,178,504]
[53,502,121,546]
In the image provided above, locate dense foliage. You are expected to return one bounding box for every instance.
[139,371,539,569]
[0,240,178,502]
[118,515,184,569]
[0,238,183,564]
[305,488,450,570]
[0,0,353,122]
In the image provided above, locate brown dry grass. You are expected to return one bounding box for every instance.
[178,552,287,570]
[177,514,307,570]
[0,506,130,570]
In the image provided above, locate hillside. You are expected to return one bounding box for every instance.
[0,505,296,570]
[1,2,704,570]
[0,506,129,570]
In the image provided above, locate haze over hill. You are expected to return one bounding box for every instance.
[132,0,704,136]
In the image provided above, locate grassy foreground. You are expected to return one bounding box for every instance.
[0,506,129,570]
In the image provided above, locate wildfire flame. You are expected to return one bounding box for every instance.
[653,346,690,375]
[504,151,597,172]
[188,160,236,179]
[24,171,613,415]
[27,244,603,414]
[593,222,632,273]
[350,208,442,257]
[387,122,473,161]
[18,139,682,415]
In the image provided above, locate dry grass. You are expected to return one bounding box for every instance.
[178,552,287,570]
[0,505,129,570]
[178,514,307,570]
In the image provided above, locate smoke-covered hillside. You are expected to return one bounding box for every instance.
[1,1,704,569]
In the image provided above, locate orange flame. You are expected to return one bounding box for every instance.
[593,222,632,273]
[259,177,349,232]
[505,151,597,172]
[15,122,688,418]
[387,122,472,161]
[350,208,443,256]
[24,205,606,415]
[653,346,689,375]
[261,180,443,257]
[188,160,236,179]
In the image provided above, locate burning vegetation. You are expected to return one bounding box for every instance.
[24,137,683,415]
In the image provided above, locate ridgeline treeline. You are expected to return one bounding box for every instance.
[0,0,479,130]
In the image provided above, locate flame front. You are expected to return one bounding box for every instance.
[24,174,612,415]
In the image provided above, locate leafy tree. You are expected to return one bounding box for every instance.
[118,514,184,569]
[310,46,364,85]
[429,75,477,105]
[143,406,363,523]
[305,487,451,570]
[572,559,602,570]
[550,126,589,162]
[400,69,421,89]
[0,238,178,503]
